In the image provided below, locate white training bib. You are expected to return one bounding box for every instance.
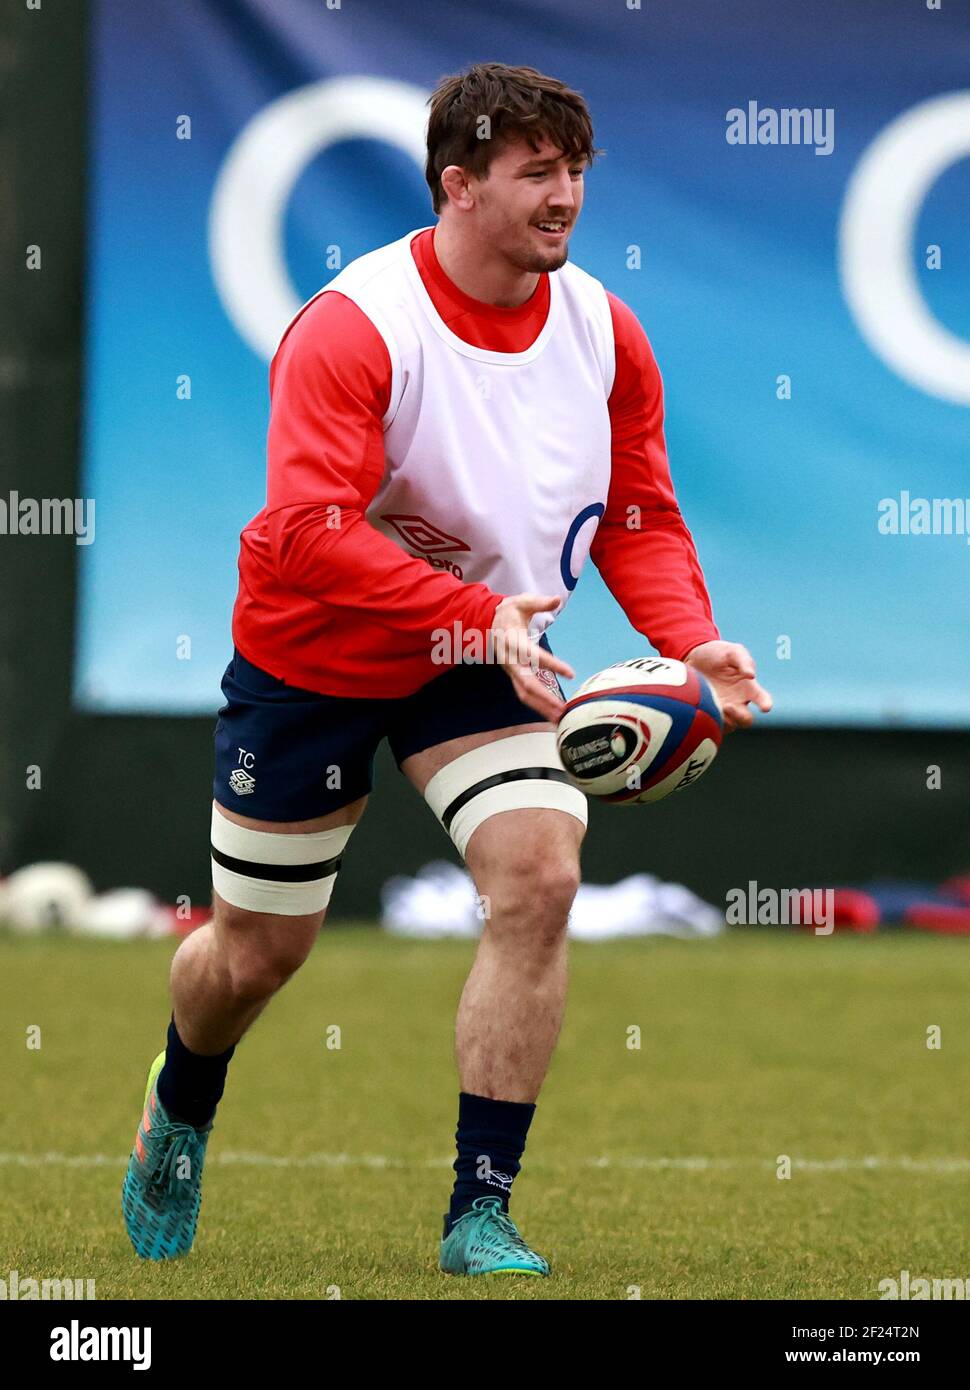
[300,228,615,639]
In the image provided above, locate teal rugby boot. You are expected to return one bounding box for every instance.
[439,1196,550,1276]
[121,1050,212,1260]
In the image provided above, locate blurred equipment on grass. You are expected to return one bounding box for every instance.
[380,860,724,940]
[0,862,93,934]
[1,863,174,939]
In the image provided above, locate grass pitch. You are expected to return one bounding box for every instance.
[2,926,969,1300]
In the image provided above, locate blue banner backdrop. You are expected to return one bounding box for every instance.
[77,0,970,723]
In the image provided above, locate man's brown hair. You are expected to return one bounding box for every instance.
[425,62,601,214]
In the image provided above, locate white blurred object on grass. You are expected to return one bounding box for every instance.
[381,861,723,941]
[0,862,94,934]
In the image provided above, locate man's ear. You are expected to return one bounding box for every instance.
[440,164,475,211]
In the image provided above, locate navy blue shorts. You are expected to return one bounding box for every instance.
[213,641,560,822]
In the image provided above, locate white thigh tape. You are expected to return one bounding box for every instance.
[423,731,587,859]
[210,804,356,916]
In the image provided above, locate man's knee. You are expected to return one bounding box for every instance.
[216,903,321,1003]
[481,848,581,945]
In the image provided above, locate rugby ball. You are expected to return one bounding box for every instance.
[556,658,723,804]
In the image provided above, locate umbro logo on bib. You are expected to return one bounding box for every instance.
[383,513,471,579]
[382,514,471,554]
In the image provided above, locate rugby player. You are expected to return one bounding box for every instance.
[122,62,771,1276]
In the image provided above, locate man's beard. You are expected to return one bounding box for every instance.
[508,238,570,274]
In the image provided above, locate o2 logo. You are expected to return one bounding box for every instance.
[559,503,605,592]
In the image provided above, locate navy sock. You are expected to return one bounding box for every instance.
[156,1017,234,1128]
[446,1091,536,1234]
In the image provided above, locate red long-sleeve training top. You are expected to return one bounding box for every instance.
[232,227,719,697]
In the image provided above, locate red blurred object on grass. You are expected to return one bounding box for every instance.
[906,903,970,935]
[157,904,211,937]
[792,888,880,932]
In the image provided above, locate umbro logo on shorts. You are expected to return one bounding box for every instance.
[228,768,256,796]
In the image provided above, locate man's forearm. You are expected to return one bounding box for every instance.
[266,502,504,641]
[589,510,719,659]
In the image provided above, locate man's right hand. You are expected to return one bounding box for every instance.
[490,593,575,724]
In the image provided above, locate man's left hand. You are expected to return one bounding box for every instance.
[684,640,773,732]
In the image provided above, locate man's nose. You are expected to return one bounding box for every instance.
[547,167,577,211]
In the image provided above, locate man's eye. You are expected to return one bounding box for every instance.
[527,172,546,179]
